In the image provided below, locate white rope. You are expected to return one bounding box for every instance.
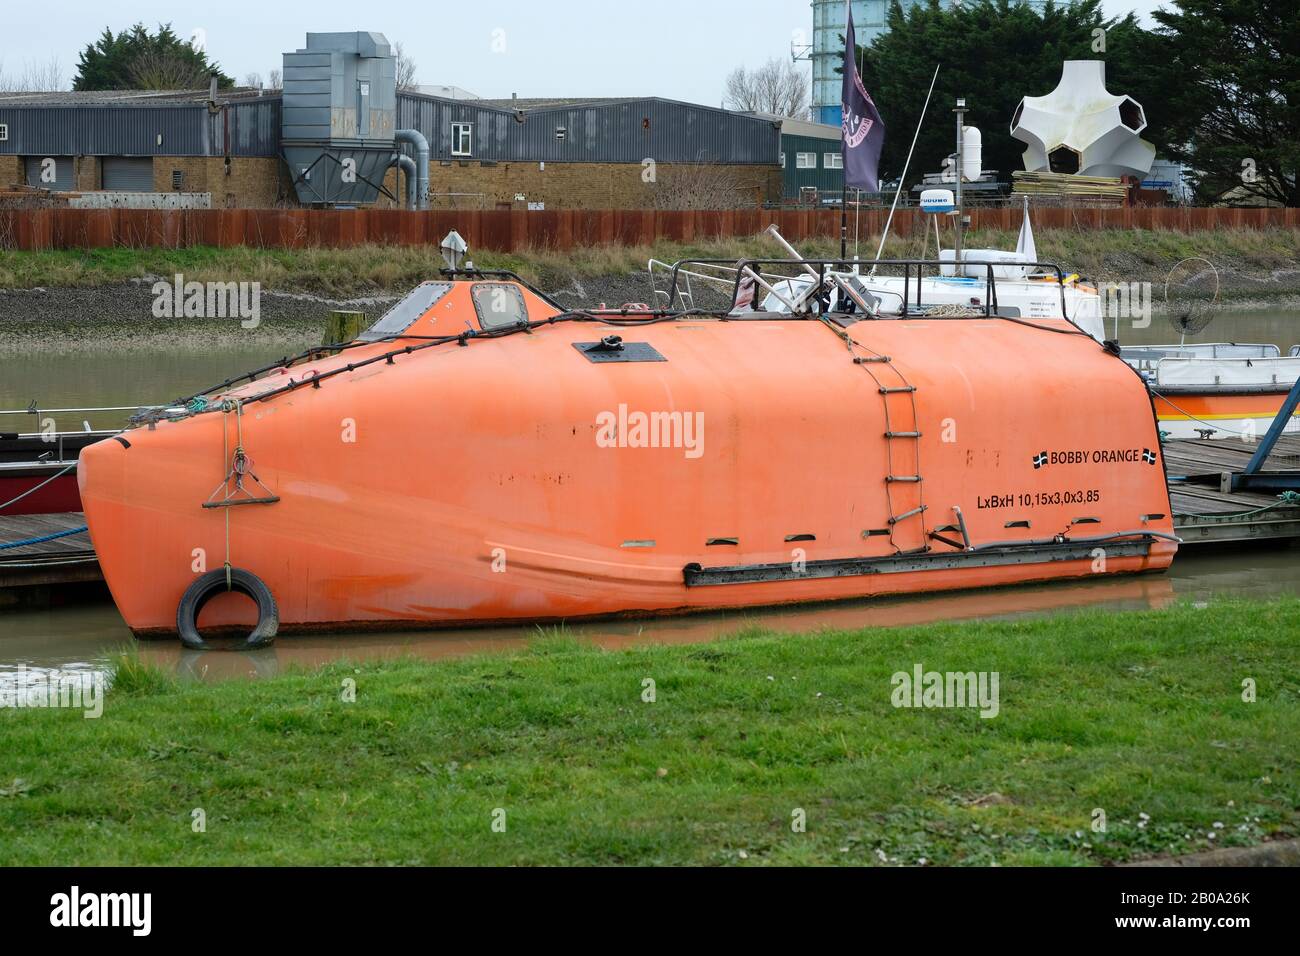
[0,462,77,514]
[871,63,941,277]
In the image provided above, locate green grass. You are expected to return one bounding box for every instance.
[3,227,1298,296]
[1,599,1297,866]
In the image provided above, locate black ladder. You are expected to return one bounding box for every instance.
[848,341,929,553]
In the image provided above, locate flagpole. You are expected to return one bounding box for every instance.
[839,0,850,261]
[870,62,940,277]
[840,185,848,261]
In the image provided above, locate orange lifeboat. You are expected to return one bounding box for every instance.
[78,264,1178,638]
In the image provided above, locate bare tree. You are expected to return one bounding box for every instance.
[394,42,418,91]
[268,68,282,90]
[244,71,262,89]
[723,58,809,118]
[128,50,210,90]
[0,56,65,92]
[649,162,755,210]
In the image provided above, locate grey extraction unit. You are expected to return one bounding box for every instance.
[281,31,398,205]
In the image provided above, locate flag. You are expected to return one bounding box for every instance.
[841,6,885,192]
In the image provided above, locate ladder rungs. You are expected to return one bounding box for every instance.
[885,431,921,438]
[886,475,922,483]
[889,505,929,524]
[854,355,891,364]
[878,386,916,394]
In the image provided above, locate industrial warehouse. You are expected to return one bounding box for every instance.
[0,31,842,210]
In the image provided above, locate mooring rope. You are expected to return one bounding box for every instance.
[0,461,77,514]
[1149,388,1294,439]
[0,525,88,551]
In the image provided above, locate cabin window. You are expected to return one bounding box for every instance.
[796,152,817,169]
[452,123,473,156]
[471,283,529,330]
[357,282,454,342]
[824,152,843,169]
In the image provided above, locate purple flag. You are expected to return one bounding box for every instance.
[841,7,885,192]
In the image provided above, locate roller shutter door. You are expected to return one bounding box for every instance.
[102,157,155,192]
[24,155,73,191]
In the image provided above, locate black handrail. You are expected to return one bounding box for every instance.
[438,268,566,309]
[665,258,1069,320]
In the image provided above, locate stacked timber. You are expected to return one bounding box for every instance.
[0,184,70,208]
[1011,171,1127,206]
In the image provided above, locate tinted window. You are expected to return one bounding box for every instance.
[357,282,453,341]
[471,283,529,330]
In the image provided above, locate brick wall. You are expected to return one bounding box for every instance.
[431,161,781,209]
[74,156,100,191]
[0,155,19,188]
[376,160,783,210]
[4,153,776,210]
[150,157,285,207]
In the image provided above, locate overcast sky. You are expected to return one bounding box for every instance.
[0,1,1175,102]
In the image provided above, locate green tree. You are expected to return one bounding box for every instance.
[1152,0,1300,206]
[73,23,233,91]
[850,0,1186,189]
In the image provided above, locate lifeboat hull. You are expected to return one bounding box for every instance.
[78,297,1177,636]
[1152,390,1298,439]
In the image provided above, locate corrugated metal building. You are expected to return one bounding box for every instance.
[0,75,783,208]
[398,94,778,165]
[745,113,844,202]
[0,89,283,205]
[390,93,783,209]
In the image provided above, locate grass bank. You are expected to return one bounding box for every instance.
[2,600,1297,866]
[2,227,1299,298]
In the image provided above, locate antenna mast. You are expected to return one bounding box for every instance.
[953,97,967,267]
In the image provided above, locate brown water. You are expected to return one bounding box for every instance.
[1105,306,1299,349]
[0,343,311,432]
[0,546,1296,683]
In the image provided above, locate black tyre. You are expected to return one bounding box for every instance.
[176,568,279,650]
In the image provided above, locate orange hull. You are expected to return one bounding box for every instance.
[1152,390,1297,438]
[79,281,1176,635]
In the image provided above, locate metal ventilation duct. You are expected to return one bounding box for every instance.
[281,31,398,205]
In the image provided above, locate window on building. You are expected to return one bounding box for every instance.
[796,153,817,169]
[452,123,473,157]
[825,153,844,170]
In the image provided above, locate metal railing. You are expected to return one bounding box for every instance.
[665,258,1070,320]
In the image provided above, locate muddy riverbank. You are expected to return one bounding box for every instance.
[1,270,1297,353]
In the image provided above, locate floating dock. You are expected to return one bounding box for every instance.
[1164,434,1300,545]
[0,512,97,590]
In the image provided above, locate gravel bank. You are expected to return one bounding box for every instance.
[0,260,1295,353]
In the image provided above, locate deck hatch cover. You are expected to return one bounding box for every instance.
[573,338,666,364]
[357,282,454,342]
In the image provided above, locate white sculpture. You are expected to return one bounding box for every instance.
[1010,60,1155,179]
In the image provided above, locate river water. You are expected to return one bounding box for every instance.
[0,546,1296,683]
[1,305,1298,684]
